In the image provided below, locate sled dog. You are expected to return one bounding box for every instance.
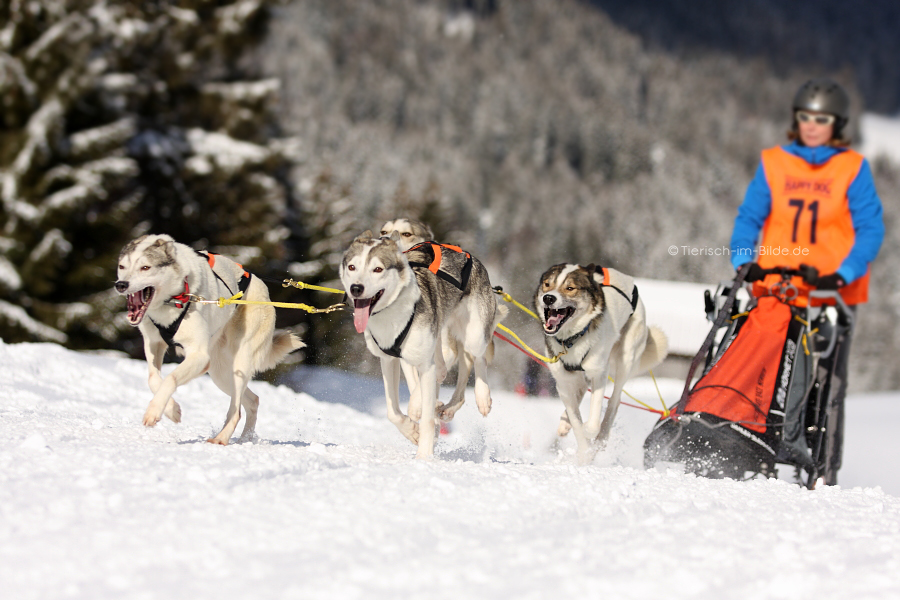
[340,230,505,459]
[379,217,434,251]
[115,234,303,444]
[536,263,667,463]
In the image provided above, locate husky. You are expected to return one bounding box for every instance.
[379,217,434,251]
[536,263,668,464]
[115,234,303,444]
[340,230,505,459]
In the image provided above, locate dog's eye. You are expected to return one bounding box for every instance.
[118,265,124,270]
[402,232,411,237]
[348,265,356,271]
[566,286,575,291]
[380,230,388,236]
[373,267,383,273]
[141,266,151,271]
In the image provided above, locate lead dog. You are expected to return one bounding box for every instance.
[536,263,667,463]
[115,234,303,444]
[340,230,505,459]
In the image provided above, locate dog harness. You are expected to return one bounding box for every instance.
[372,300,420,359]
[552,266,640,372]
[405,242,473,291]
[151,251,252,348]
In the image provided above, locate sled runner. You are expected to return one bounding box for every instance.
[643,264,854,488]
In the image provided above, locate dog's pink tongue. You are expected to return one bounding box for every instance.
[353,298,372,333]
[545,312,564,331]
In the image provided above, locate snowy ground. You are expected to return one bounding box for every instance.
[2,340,899,600]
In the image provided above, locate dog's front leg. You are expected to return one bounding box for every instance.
[437,349,472,422]
[584,370,609,443]
[143,351,209,427]
[595,374,625,449]
[382,356,418,445]
[415,362,438,460]
[144,338,183,423]
[556,377,592,464]
[402,361,423,421]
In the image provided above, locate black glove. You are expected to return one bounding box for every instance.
[815,273,845,290]
[741,262,766,282]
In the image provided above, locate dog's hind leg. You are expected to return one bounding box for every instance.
[238,387,260,442]
[472,353,491,417]
[208,365,252,445]
[382,356,419,445]
[437,350,472,422]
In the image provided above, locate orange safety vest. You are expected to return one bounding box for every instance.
[754,146,869,305]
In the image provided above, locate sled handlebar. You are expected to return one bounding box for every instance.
[754,264,820,286]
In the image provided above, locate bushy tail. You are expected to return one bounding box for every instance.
[256,329,305,373]
[639,326,668,373]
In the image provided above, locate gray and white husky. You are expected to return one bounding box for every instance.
[379,217,434,251]
[536,263,668,464]
[115,234,303,444]
[340,230,506,459]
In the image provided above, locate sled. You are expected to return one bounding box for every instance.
[643,264,854,489]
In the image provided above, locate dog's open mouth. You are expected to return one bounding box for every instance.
[352,290,384,333]
[126,287,155,326]
[543,306,575,334]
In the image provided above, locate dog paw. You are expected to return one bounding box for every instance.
[408,405,422,422]
[164,400,182,423]
[238,431,259,444]
[142,410,162,427]
[206,437,229,446]
[557,411,572,437]
[436,400,463,422]
[475,381,491,416]
[398,419,419,445]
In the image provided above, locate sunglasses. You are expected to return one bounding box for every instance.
[796,111,836,126]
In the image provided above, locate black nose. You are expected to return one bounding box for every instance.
[115,281,128,293]
[543,294,556,306]
[350,283,364,297]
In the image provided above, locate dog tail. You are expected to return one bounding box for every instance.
[639,326,668,373]
[257,329,305,373]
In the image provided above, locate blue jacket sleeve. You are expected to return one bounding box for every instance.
[836,158,885,283]
[730,161,771,269]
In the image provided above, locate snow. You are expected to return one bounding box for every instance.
[860,113,900,163]
[1,339,899,599]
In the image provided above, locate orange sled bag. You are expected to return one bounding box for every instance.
[644,295,807,478]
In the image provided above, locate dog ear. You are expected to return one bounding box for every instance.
[354,230,375,242]
[389,230,401,242]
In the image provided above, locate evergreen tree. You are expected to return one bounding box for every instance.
[0,0,302,356]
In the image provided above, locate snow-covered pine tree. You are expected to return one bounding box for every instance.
[0,0,302,356]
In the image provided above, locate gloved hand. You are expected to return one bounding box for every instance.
[741,262,766,282]
[815,273,845,290]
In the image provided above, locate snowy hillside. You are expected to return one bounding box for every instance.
[2,340,899,599]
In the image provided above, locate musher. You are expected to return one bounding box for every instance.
[729,78,885,483]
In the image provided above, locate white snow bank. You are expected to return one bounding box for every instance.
[860,112,900,163]
[0,340,898,600]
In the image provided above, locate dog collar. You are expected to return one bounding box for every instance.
[554,323,591,349]
[167,278,192,309]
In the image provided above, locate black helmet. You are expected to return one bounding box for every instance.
[792,78,850,120]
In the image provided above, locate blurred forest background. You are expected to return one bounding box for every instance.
[2,0,899,392]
